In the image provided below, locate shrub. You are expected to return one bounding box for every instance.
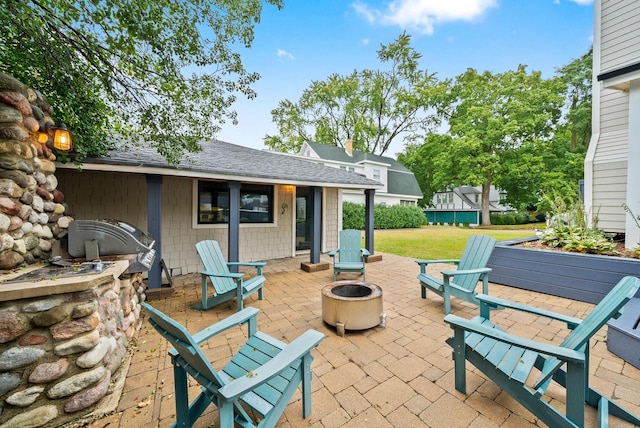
[343,202,365,230]
[342,202,427,230]
[539,197,617,255]
[490,211,530,225]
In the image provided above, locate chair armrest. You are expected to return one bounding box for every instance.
[441,267,492,277]
[362,249,370,257]
[328,249,339,257]
[218,329,325,401]
[416,259,460,265]
[190,307,260,346]
[226,262,267,268]
[416,259,459,274]
[201,270,244,279]
[443,314,585,363]
[476,294,582,329]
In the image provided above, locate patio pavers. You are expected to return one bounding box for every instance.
[89,253,640,428]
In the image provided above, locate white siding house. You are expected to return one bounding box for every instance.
[424,186,511,226]
[296,141,423,206]
[586,0,640,248]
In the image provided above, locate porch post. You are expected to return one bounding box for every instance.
[365,189,375,255]
[228,181,241,271]
[146,174,162,289]
[310,186,322,264]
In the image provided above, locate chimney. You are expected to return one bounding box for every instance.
[345,139,353,156]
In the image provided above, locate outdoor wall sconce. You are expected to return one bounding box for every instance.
[37,122,73,152]
[281,202,289,215]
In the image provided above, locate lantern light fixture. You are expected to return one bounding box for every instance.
[37,122,73,152]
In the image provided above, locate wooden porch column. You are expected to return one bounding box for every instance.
[228,181,241,272]
[146,174,162,289]
[365,189,375,254]
[310,186,322,264]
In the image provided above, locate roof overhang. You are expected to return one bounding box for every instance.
[598,61,640,91]
[56,161,383,190]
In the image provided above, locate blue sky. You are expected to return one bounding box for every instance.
[216,0,594,157]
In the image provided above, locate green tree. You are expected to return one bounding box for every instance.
[0,0,282,163]
[264,33,446,155]
[426,66,565,225]
[556,47,592,151]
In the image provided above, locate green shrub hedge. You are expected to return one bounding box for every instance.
[342,202,427,229]
[489,211,530,225]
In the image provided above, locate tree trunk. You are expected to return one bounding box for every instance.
[481,181,492,226]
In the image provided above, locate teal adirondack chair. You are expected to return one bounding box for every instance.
[193,240,266,311]
[328,229,370,281]
[416,234,496,314]
[142,303,325,428]
[444,276,640,428]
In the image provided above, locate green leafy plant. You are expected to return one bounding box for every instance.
[539,196,617,255]
[622,203,640,258]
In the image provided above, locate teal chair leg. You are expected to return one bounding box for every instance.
[173,358,191,427]
[302,353,312,418]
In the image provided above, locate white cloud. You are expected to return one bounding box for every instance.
[568,0,593,5]
[276,49,294,60]
[352,0,498,34]
[361,37,371,45]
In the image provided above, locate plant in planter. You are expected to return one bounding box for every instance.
[622,203,640,258]
[538,197,617,255]
[487,196,640,304]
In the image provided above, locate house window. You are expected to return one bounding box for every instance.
[348,167,355,172]
[474,194,479,203]
[339,166,346,170]
[499,192,507,204]
[197,182,274,224]
[436,192,453,205]
[400,200,416,206]
[373,169,380,180]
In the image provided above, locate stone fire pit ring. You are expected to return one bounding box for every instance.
[321,280,384,335]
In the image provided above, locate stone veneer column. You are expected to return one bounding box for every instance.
[0,72,74,269]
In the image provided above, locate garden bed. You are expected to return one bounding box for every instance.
[487,237,640,304]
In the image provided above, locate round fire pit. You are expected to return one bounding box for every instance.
[321,280,383,333]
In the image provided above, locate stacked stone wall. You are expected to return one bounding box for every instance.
[0,273,145,427]
[0,72,74,270]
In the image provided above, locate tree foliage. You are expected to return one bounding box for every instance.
[404,65,566,224]
[0,0,282,163]
[399,49,593,221]
[264,33,446,155]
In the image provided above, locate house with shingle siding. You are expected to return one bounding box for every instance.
[56,140,381,288]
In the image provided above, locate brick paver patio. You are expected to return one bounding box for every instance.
[90,253,640,428]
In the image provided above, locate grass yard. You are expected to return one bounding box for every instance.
[374,225,540,260]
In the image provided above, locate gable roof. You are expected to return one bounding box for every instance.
[303,141,422,198]
[58,140,382,189]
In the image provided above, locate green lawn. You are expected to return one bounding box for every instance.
[374,225,540,260]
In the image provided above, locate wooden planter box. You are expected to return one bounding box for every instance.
[486,237,640,304]
[487,237,640,369]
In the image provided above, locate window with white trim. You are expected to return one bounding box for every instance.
[197,181,274,224]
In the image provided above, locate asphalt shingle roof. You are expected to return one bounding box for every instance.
[304,142,422,197]
[78,140,382,189]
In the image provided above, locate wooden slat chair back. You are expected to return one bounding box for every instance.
[193,240,266,311]
[416,234,496,313]
[444,276,640,428]
[328,229,370,281]
[142,303,325,428]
